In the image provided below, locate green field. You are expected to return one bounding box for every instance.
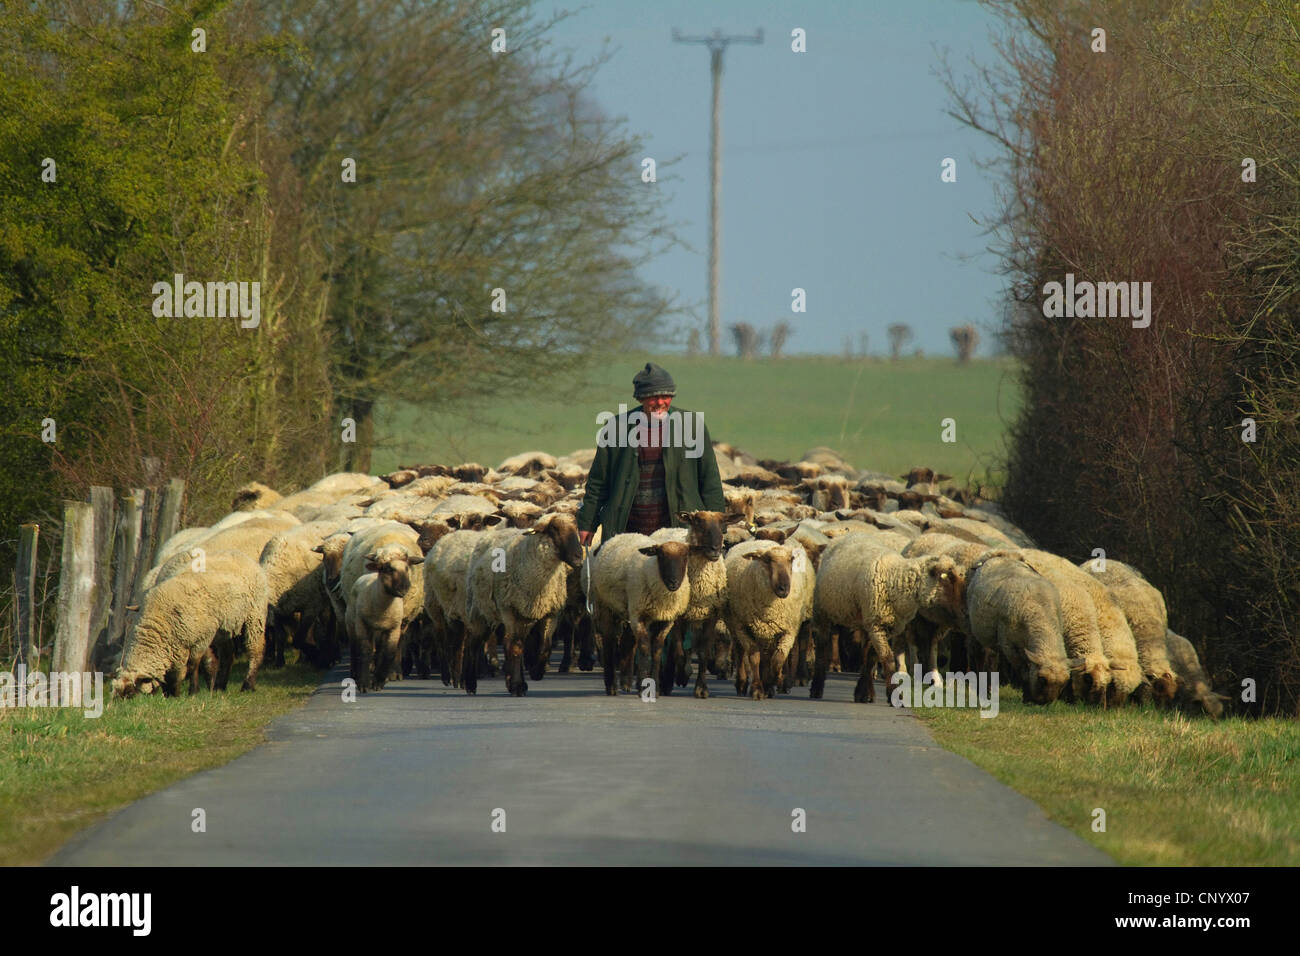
[374,355,1022,485]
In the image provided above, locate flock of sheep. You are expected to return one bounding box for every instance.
[108,444,1226,718]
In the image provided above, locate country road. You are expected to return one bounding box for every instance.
[50,665,1111,866]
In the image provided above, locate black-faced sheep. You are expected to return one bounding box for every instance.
[585,533,690,696]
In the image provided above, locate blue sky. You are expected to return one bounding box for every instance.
[544,0,1008,356]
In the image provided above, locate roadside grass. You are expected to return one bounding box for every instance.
[0,660,321,866]
[375,354,1020,487]
[914,698,1300,865]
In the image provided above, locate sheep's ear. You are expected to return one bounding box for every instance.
[677,511,694,524]
[408,555,425,565]
[137,678,155,695]
[936,473,953,482]
[445,516,461,529]
[637,545,659,556]
[726,512,749,525]
[484,514,504,527]
[310,544,324,554]
[742,551,764,561]
[125,604,140,612]
[365,561,380,572]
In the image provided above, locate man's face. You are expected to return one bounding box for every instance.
[640,394,672,418]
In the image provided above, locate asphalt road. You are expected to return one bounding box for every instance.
[50,664,1111,866]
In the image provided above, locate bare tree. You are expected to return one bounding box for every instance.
[729,322,759,359]
[858,331,869,359]
[770,321,791,358]
[887,323,914,361]
[949,324,980,362]
[687,327,701,356]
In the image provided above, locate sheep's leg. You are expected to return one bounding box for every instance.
[374,626,401,691]
[601,626,618,696]
[658,621,679,696]
[733,630,751,697]
[810,627,831,699]
[629,620,653,694]
[186,648,202,695]
[483,628,501,677]
[674,625,692,687]
[648,620,673,697]
[529,614,559,682]
[353,628,374,694]
[241,614,266,692]
[461,627,484,695]
[503,623,527,697]
[618,624,637,694]
[163,663,185,698]
[576,613,595,671]
[770,643,790,697]
[829,630,842,673]
[747,646,764,700]
[693,617,717,699]
[855,629,891,703]
[447,619,466,689]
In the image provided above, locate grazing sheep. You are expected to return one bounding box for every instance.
[464,513,584,696]
[650,510,745,697]
[1082,559,1179,703]
[811,534,961,703]
[963,553,1071,703]
[232,481,282,512]
[1019,550,1143,705]
[723,538,815,700]
[113,551,268,697]
[345,545,425,692]
[586,533,691,696]
[1165,630,1227,719]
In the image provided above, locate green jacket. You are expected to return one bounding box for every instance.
[576,406,726,543]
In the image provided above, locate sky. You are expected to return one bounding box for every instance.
[543,0,1010,356]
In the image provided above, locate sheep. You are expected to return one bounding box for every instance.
[463,513,584,696]
[723,538,816,700]
[963,552,1071,703]
[307,472,383,498]
[1019,549,1144,706]
[585,533,691,696]
[422,523,506,690]
[1081,559,1179,703]
[811,534,962,703]
[496,451,558,477]
[259,520,343,668]
[796,475,851,512]
[1165,630,1227,719]
[344,544,425,692]
[113,550,268,697]
[232,481,282,511]
[153,526,210,567]
[338,521,427,679]
[650,510,746,697]
[432,494,501,518]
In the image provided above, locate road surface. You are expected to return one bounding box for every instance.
[51,665,1110,865]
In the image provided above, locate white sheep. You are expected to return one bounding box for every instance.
[723,538,815,700]
[259,520,343,668]
[585,532,691,696]
[811,534,961,703]
[422,523,506,690]
[649,510,745,698]
[344,544,424,692]
[1020,549,1144,705]
[1165,629,1227,719]
[338,521,427,680]
[113,550,268,697]
[231,481,282,511]
[463,513,584,696]
[1081,558,1179,704]
[964,552,1071,703]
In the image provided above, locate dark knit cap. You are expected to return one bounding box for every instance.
[632,362,676,399]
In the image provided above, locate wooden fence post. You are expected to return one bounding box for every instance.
[128,487,160,608]
[109,492,140,649]
[87,486,116,667]
[15,524,38,668]
[53,501,95,674]
[152,477,185,566]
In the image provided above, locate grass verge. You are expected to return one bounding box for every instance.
[0,660,321,866]
[915,698,1300,865]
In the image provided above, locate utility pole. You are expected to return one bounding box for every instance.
[672,27,763,357]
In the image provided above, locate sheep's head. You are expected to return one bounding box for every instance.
[742,545,794,599]
[365,546,423,598]
[916,554,963,622]
[1025,661,1069,705]
[1071,659,1111,706]
[111,670,158,699]
[1149,670,1179,704]
[754,526,789,545]
[526,513,583,568]
[232,481,279,512]
[406,518,455,554]
[676,510,736,561]
[312,533,353,594]
[637,542,689,592]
